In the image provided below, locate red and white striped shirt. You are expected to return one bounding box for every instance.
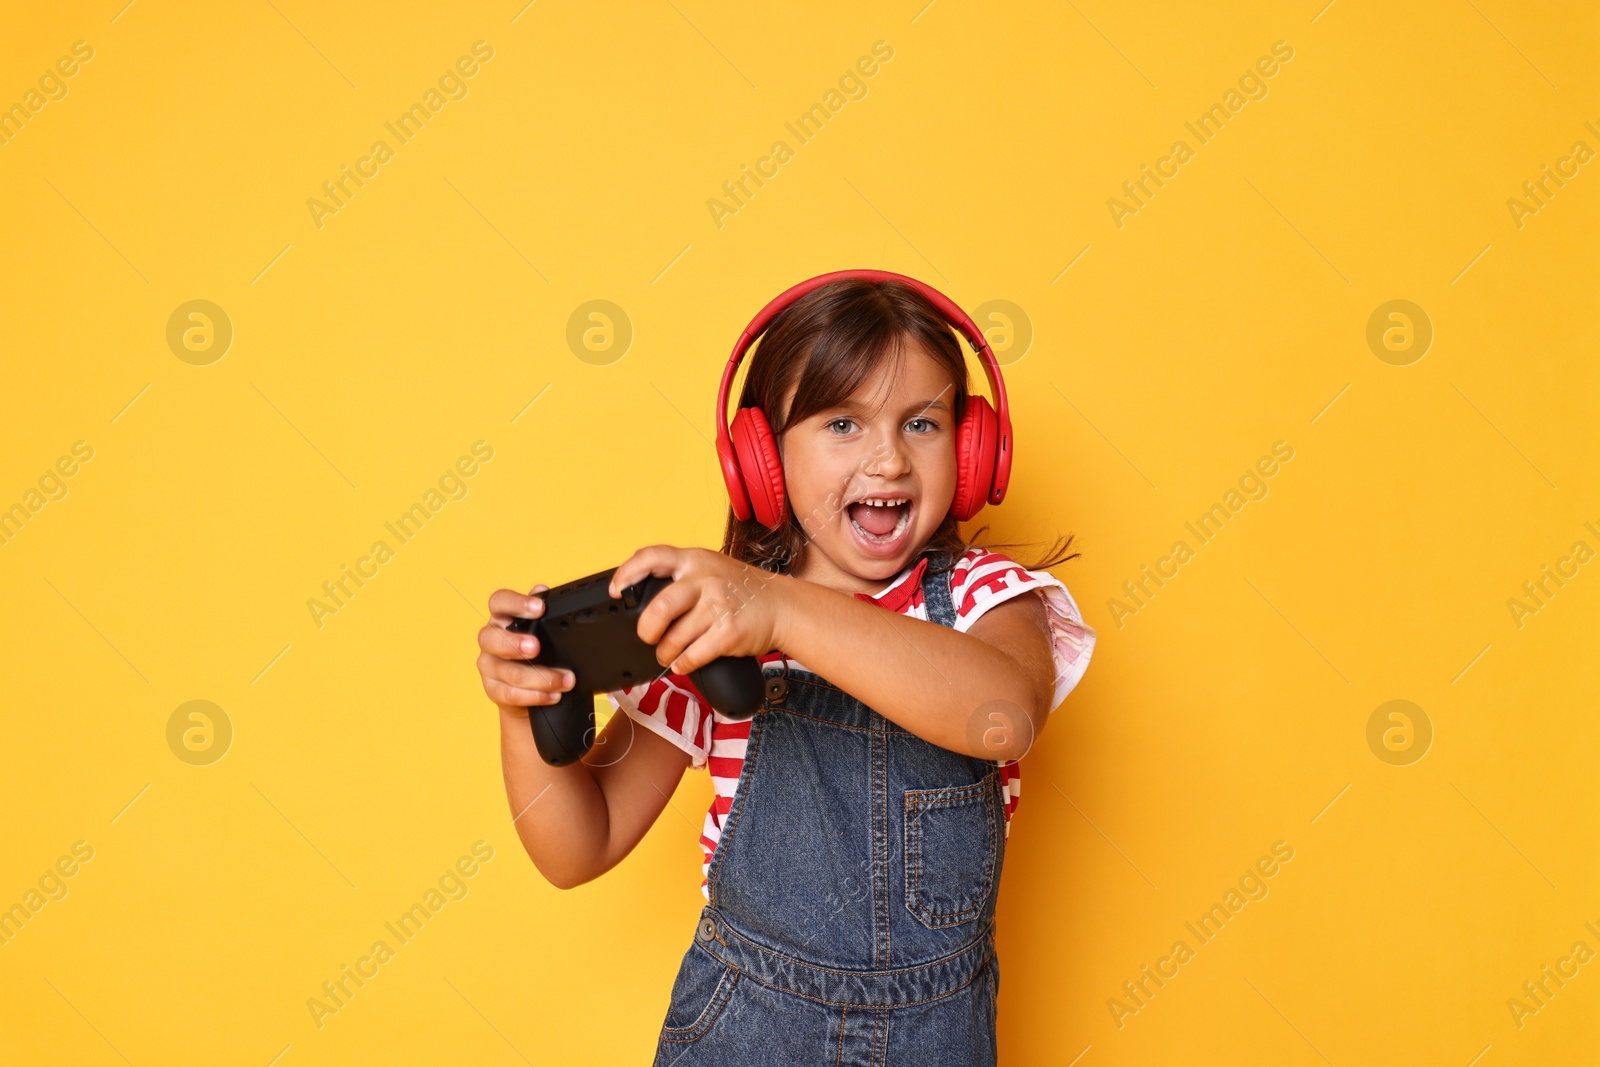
[607,547,1097,901]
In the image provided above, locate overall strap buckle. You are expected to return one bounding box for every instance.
[761,654,790,710]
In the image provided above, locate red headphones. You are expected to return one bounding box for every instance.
[715,269,1014,529]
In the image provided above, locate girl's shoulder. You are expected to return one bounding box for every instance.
[946,546,1060,625]
[945,545,1098,708]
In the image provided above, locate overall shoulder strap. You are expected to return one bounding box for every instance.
[917,548,960,629]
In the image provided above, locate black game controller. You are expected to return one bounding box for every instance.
[507,568,773,766]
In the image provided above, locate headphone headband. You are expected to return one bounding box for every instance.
[714,269,1013,509]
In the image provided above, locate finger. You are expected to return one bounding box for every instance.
[479,652,573,692]
[636,578,697,646]
[502,659,577,692]
[655,602,714,672]
[608,545,681,598]
[667,626,726,676]
[488,587,547,626]
[480,623,541,660]
[489,587,544,618]
[486,678,565,707]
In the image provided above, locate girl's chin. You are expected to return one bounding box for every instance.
[804,531,921,588]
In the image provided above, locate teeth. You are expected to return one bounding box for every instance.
[860,498,908,507]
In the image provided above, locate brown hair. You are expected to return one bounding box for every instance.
[719,277,1079,579]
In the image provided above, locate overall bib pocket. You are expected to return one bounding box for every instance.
[658,941,740,1044]
[903,771,1000,929]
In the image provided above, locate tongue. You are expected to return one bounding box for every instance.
[850,502,903,537]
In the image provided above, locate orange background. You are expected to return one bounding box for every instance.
[0,1,1596,1063]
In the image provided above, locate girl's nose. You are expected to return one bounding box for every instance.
[865,437,910,478]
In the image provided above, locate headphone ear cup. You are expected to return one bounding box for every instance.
[730,407,787,529]
[952,395,997,521]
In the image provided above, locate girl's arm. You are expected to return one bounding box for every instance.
[481,585,691,889]
[609,547,1059,763]
[777,575,1056,761]
[497,703,690,889]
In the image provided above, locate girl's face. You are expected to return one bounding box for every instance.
[779,341,959,591]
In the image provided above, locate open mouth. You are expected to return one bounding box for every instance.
[846,497,913,556]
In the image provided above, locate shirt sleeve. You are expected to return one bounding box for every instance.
[950,549,1097,711]
[606,674,713,768]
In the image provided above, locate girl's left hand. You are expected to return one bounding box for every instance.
[608,545,788,675]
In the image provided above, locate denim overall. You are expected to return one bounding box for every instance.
[651,550,1004,1066]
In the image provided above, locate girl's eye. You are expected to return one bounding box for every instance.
[829,418,856,434]
[906,417,936,433]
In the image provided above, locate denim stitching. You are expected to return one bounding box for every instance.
[707,702,768,908]
[657,963,740,1044]
[708,911,990,979]
[874,708,890,968]
[780,703,876,731]
[904,772,1000,927]
[703,941,994,1011]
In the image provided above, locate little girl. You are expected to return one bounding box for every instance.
[478,274,1096,1065]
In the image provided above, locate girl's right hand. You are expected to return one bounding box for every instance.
[477,584,578,710]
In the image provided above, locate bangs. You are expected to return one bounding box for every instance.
[743,280,970,436]
[778,321,914,433]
